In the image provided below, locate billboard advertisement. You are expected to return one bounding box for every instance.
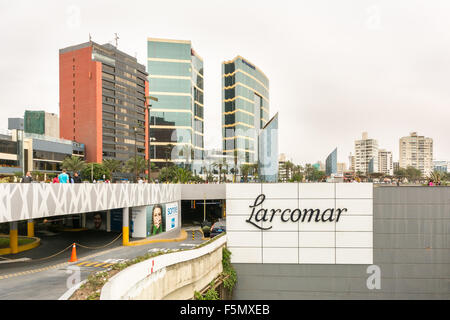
[146,204,165,237]
[86,211,107,231]
[165,202,178,232]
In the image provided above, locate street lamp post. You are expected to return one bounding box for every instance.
[133,126,138,183]
[145,95,158,183]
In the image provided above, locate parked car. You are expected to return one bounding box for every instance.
[210,220,226,238]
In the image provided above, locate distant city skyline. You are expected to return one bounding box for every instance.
[1,0,449,164]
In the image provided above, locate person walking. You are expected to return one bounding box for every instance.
[21,171,33,183]
[52,175,59,183]
[58,169,69,184]
[73,172,82,183]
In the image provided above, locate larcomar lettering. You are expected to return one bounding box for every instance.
[246,194,347,230]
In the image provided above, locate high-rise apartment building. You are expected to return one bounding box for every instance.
[59,41,149,163]
[399,132,433,176]
[348,152,355,172]
[378,149,393,176]
[147,38,204,169]
[222,56,269,165]
[337,162,347,175]
[354,132,378,175]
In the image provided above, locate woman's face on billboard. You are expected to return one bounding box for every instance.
[153,207,162,228]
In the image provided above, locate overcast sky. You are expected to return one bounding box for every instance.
[1,0,449,165]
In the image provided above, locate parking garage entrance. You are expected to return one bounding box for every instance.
[181,199,225,227]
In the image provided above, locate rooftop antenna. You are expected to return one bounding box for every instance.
[114,33,119,47]
[89,33,92,42]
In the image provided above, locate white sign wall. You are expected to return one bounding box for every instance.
[226,183,373,264]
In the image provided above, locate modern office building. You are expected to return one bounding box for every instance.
[378,149,393,176]
[258,113,278,182]
[354,132,379,175]
[59,41,149,164]
[399,132,433,176]
[147,38,204,169]
[24,111,59,139]
[222,56,269,166]
[0,126,84,179]
[325,147,337,176]
[433,160,449,173]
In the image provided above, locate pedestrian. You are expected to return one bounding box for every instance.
[58,169,69,184]
[21,171,33,183]
[73,172,82,183]
[52,175,59,183]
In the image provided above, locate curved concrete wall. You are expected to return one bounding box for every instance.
[100,235,227,300]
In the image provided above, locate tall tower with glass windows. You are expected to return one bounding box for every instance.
[147,38,204,169]
[222,56,270,166]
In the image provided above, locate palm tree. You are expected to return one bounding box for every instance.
[428,171,441,184]
[164,144,174,168]
[179,145,192,170]
[251,163,259,181]
[213,158,229,183]
[102,159,122,182]
[233,150,239,183]
[240,164,251,183]
[125,156,147,180]
[61,156,86,173]
[174,167,193,183]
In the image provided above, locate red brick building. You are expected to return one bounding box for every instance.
[59,42,149,165]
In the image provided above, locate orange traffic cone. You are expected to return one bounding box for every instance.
[69,243,78,262]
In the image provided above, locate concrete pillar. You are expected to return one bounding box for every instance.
[106,210,111,232]
[27,219,35,237]
[122,207,129,246]
[82,213,86,228]
[10,222,18,254]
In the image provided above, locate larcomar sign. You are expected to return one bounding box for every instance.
[246,194,347,230]
[226,183,373,265]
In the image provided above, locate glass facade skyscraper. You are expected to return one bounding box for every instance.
[222,56,269,165]
[326,147,338,176]
[147,38,204,168]
[258,113,279,182]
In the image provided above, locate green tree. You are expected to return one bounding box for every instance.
[61,156,86,173]
[158,166,177,183]
[125,156,148,181]
[102,159,122,182]
[394,168,407,179]
[405,166,422,182]
[173,167,193,183]
[81,163,110,181]
[240,164,251,183]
